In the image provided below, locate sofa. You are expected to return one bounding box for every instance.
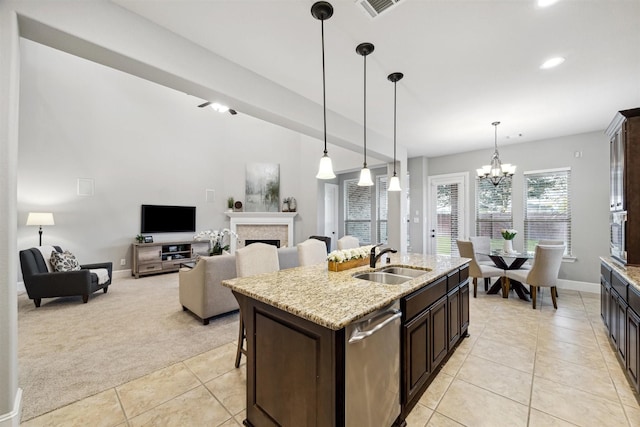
[179,246,299,324]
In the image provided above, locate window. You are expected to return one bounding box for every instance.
[524,169,571,255]
[476,177,513,250]
[376,175,388,244]
[344,178,371,244]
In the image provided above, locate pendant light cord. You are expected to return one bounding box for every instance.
[363,53,367,168]
[393,80,397,177]
[321,19,328,155]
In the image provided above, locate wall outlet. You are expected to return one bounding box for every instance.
[120,259,126,266]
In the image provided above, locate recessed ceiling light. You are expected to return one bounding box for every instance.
[537,0,559,7]
[210,102,230,113]
[540,57,565,69]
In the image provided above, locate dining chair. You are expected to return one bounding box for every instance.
[234,243,280,367]
[505,244,564,309]
[456,240,505,298]
[521,240,564,269]
[469,236,494,266]
[298,238,328,266]
[337,235,360,250]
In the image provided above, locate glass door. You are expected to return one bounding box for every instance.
[428,173,468,256]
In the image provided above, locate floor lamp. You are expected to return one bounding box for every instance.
[26,212,55,246]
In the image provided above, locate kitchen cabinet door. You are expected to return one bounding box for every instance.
[460,281,470,335]
[431,296,448,368]
[403,308,431,405]
[447,287,460,349]
[627,308,640,391]
[616,295,628,365]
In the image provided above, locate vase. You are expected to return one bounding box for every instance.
[503,239,514,254]
[210,243,223,256]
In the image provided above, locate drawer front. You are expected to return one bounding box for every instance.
[601,262,612,285]
[612,271,629,302]
[459,264,469,283]
[447,269,460,292]
[139,262,162,273]
[629,286,640,316]
[138,246,161,262]
[162,260,184,270]
[404,276,447,322]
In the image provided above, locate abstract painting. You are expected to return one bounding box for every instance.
[245,163,280,212]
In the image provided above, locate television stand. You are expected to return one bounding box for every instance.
[132,240,209,278]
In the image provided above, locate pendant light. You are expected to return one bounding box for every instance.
[476,121,516,187]
[312,2,336,179]
[357,42,374,186]
[387,72,403,192]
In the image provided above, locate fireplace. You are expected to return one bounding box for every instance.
[245,239,281,248]
[226,212,297,253]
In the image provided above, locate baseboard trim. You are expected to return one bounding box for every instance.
[0,388,22,427]
[556,279,599,294]
[113,269,131,279]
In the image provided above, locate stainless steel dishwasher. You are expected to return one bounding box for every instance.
[345,301,402,427]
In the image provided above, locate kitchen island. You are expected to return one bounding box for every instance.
[222,253,470,427]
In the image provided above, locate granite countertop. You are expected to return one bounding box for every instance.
[601,256,640,291]
[222,253,469,331]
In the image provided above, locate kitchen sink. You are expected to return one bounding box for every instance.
[379,266,429,278]
[353,272,412,285]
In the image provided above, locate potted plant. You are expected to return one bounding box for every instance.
[227,197,234,212]
[135,234,144,243]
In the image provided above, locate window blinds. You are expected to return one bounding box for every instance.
[476,177,513,250]
[524,169,571,255]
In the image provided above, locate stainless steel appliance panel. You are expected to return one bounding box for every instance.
[611,211,627,263]
[345,301,401,427]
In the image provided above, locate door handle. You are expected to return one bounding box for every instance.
[348,309,401,343]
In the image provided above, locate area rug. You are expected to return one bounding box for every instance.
[17,272,238,421]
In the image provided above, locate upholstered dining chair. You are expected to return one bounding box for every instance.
[456,240,505,298]
[337,235,360,250]
[469,236,493,266]
[505,244,565,309]
[520,240,565,270]
[297,238,328,266]
[234,243,280,368]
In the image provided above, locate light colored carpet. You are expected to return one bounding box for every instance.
[17,272,239,421]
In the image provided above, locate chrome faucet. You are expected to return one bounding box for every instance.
[370,243,398,268]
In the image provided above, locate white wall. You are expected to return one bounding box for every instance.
[16,39,327,276]
[420,131,610,283]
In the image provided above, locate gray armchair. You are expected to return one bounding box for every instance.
[19,246,112,307]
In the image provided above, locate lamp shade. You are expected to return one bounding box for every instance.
[26,212,55,226]
[388,175,402,192]
[358,167,374,186]
[316,153,336,179]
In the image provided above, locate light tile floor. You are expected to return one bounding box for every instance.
[20,288,640,426]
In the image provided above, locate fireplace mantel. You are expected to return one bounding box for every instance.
[226,212,298,253]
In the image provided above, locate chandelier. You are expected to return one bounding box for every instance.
[476,121,515,186]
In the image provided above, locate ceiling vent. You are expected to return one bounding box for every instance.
[355,0,402,18]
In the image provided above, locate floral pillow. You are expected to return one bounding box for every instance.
[50,250,81,272]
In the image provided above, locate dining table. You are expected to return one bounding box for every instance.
[480,250,535,301]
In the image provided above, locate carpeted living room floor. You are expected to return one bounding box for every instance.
[17,271,239,422]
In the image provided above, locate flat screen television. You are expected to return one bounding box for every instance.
[140,205,196,233]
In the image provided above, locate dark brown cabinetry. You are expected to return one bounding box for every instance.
[401,264,469,418]
[606,108,640,265]
[600,260,640,392]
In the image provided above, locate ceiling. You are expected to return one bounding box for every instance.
[112,0,640,158]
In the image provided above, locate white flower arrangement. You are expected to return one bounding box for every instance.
[327,245,374,263]
[194,228,238,254]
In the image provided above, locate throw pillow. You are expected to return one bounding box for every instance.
[50,250,81,272]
